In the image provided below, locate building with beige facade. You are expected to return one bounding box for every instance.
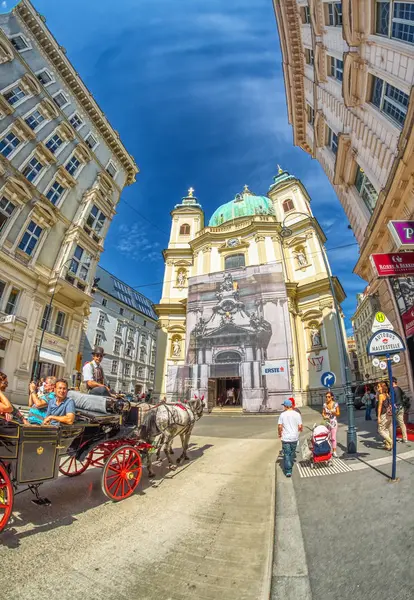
[352,287,381,379]
[155,169,347,411]
[274,0,414,393]
[0,1,137,403]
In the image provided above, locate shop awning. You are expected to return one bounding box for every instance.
[39,348,66,367]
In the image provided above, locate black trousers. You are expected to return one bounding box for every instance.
[88,386,107,396]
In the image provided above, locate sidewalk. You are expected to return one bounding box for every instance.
[272,407,414,600]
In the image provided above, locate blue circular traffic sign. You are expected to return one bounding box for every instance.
[321,371,336,388]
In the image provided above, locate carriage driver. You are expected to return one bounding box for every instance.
[82,346,111,396]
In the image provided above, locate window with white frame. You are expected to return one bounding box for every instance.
[111,360,118,374]
[125,363,131,377]
[36,69,54,86]
[85,133,98,150]
[41,305,52,330]
[329,56,343,81]
[371,76,409,126]
[3,85,26,106]
[69,245,91,281]
[5,287,19,315]
[138,366,144,378]
[0,281,5,304]
[69,113,83,130]
[307,103,315,124]
[114,339,121,354]
[106,161,118,179]
[22,157,44,182]
[18,220,43,256]
[326,2,343,26]
[301,5,311,24]
[0,132,21,158]
[355,165,379,213]
[327,126,339,154]
[305,48,314,66]
[98,313,105,327]
[86,205,106,234]
[45,133,64,155]
[376,1,414,44]
[46,180,66,206]
[119,307,124,316]
[102,297,107,307]
[54,311,65,336]
[139,347,146,362]
[65,155,81,177]
[52,91,69,109]
[9,34,31,52]
[150,370,154,380]
[94,332,103,346]
[25,109,45,131]
[0,196,16,233]
[126,343,133,358]
[116,321,122,335]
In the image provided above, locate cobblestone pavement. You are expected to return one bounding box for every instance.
[0,415,278,600]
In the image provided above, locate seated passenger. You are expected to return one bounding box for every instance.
[0,371,25,423]
[28,376,56,425]
[82,346,112,396]
[43,379,76,426]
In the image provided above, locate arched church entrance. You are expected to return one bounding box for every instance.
[209,351,242,408]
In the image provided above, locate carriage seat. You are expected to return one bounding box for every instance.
[67,391,109,415]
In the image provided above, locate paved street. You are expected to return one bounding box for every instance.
[0,415,278,600]
[272,407,414,600]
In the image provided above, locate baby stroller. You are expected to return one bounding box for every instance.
[310,424,333,468]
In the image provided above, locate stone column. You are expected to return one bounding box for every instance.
[202,245,212,273]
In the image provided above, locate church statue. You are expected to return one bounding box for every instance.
[177,270,186,287]
[296,250,307,267]
[172,339,181,357]
[221,272,234,292]
[310,327,321,347]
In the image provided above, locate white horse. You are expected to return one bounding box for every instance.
[139,396,204,478]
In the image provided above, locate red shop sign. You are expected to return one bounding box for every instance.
[370,252,414,277]
[402,307,414,338]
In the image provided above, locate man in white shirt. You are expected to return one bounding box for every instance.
[82,346,111,396]
[278,398,303,477]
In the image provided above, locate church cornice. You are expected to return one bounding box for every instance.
[190,217,280,250]
[296,276,346,304]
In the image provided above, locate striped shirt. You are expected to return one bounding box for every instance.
[28,391,55,425]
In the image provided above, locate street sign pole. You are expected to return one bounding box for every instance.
[386,353,398,482]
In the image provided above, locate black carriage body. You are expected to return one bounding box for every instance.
[0,421,84,485]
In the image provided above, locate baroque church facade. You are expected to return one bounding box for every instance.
[154,169,347,411]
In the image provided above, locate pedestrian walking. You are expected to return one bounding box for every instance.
[322,391,340,457]
[377,381,393,451]
[392,377,409,444]
[363,385,373,421]
[278,399,303,478]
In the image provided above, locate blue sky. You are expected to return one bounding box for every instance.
[33,0,365,328]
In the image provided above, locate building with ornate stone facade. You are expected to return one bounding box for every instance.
[352,288,381,379]
[155,170,347,411]
[0,1,137,403]
[273,0,414,393]
[81,267,157,395]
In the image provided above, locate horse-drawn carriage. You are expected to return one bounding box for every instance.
[0,392,204,533]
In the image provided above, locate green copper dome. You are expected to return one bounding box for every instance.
[208,189,275,227]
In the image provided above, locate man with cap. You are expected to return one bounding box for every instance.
[278,399,303,477]
[82,346,111,396]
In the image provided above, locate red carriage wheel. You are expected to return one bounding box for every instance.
[59,453,91,477]
[0,462,13,533]
[101,445,142,502]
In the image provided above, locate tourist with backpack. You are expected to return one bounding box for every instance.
[392,377,410,444]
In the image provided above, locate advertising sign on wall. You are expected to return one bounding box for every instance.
[370,252,414,277]
[388,221,414,249]
[401,307,414,338]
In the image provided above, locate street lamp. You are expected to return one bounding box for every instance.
[280,211,357,454]
[32,257,74,382]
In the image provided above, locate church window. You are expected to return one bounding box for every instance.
[282,199,295,213]
[225,253,245,270]
[180,223,190,235]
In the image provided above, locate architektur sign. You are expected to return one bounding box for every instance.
[370,252,414,277]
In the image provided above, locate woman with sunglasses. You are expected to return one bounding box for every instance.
[322,391,340,457]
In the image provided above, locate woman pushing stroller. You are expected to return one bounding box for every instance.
[322,391,340,457]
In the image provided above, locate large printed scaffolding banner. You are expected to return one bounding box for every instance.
[166,263,294,412]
